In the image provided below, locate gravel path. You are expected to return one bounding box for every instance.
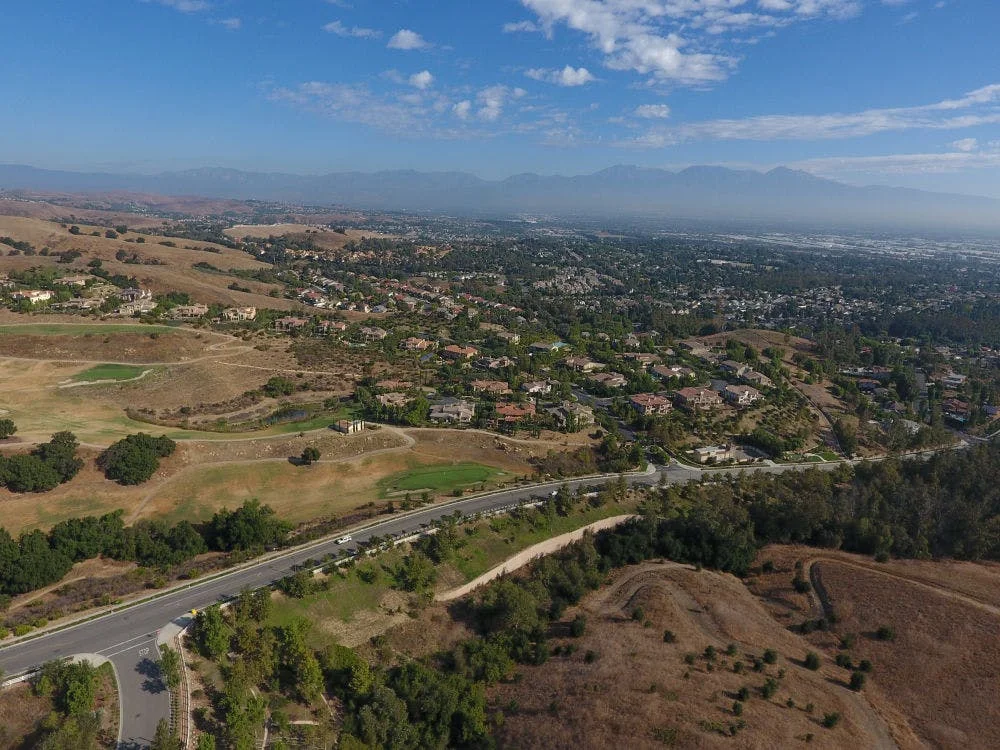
[435,514,636,602]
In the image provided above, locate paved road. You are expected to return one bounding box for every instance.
[0,459,840,747]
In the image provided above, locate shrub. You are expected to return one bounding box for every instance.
[763,649,778,664]
[835,653,853,669]
[0,419,15,439]
[663,629,677,643]
[839,633,856,649]
[858,659,873,673]
[732,701,743,716]
[875,625,895,641]
[570,614,586,637]
[849,671,867,692]
[822,712,841,728]
[760,678,779,699]
[631,606,645,622]
[300,446,321,465]
[804,652,820,670]
[584,650,598,663]
[736,686,750,701]
[792,575,811,593]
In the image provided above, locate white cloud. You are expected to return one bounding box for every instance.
[145,0,209,12]
[453,100,472,120]
[792,144,1000,176]
[409,70,434,90]
[388,29,429,50]
[525,65,596,86]
[624,82,1000,146]
[518,0,866,86]
[635,103,671,119]
[951,138,979,152]
[503,20,543,33]
[323,20,380,39]
[219,17,241,31]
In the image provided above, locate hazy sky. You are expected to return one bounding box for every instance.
[2,1,999,196]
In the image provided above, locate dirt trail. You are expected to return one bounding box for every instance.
[435,515,636,601]
[806,555,1000,619]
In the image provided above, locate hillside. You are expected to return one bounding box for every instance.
[0,215,299,310]
[489,561,902,749]
[3,163,1000,230]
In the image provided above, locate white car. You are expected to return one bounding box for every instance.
[335,534,353,545]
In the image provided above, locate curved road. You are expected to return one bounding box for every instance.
[0,458,841,747]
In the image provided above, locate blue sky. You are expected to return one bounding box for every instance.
[1,0,999,196]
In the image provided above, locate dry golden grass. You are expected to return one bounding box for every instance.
[0,683,53,749]
[490,562,898,750]
[749,545,1000,750]
[0,215,303,309]
[814,560,1000,750]
[224,223,391,252]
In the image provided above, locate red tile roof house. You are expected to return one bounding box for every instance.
[471,380,513,396]
[441,344,479,361]
[675,386,723,410]
[495,402,536,423]
[629,393,673,416]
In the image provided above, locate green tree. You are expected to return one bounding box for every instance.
[0,419,15,439]
[193,606,229,658]
[99,433,176,485]
[150,719,183,750]
[300,446,321,465]
[158,645,181,691]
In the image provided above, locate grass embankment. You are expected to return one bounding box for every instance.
[376,462,505,497]
[265,493,638,649]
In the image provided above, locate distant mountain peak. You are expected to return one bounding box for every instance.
[0,162,997,230]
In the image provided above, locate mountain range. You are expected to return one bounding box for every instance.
[1,163,998,230]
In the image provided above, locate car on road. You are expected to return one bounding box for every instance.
[335,534,353,544]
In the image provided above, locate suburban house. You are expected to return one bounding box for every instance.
[723,384,762,407]
[360,326,388,342]
[333,419,366,434]
[529,340,564,353]
[675,386,723,410]
[441,344,478,361]
[589,372,628,389]
[275,316,310,332]
[400,337,434,352]
[471,380,513,396]
[547,401,595,430]
[521,380,552,395]
[629,393,673,416]
[475,356,516,370]
[119,288,152,303]
[742,371,775,389]
[12,290,53,304]
[496,330,521,344]
[495,402,536,423]
[53,275,90,287]
[377,392,411,408]
[652,364,696,381]
[223,306,257,321]
[692,445,738,464]
[720,360,752,378]
[623,352,660,366]
[118,299,157,316]
[316,320,348,335]
[171,304,209,319]
[942,372,968,389]
[564,356,604,373]
[430,399,476,424]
